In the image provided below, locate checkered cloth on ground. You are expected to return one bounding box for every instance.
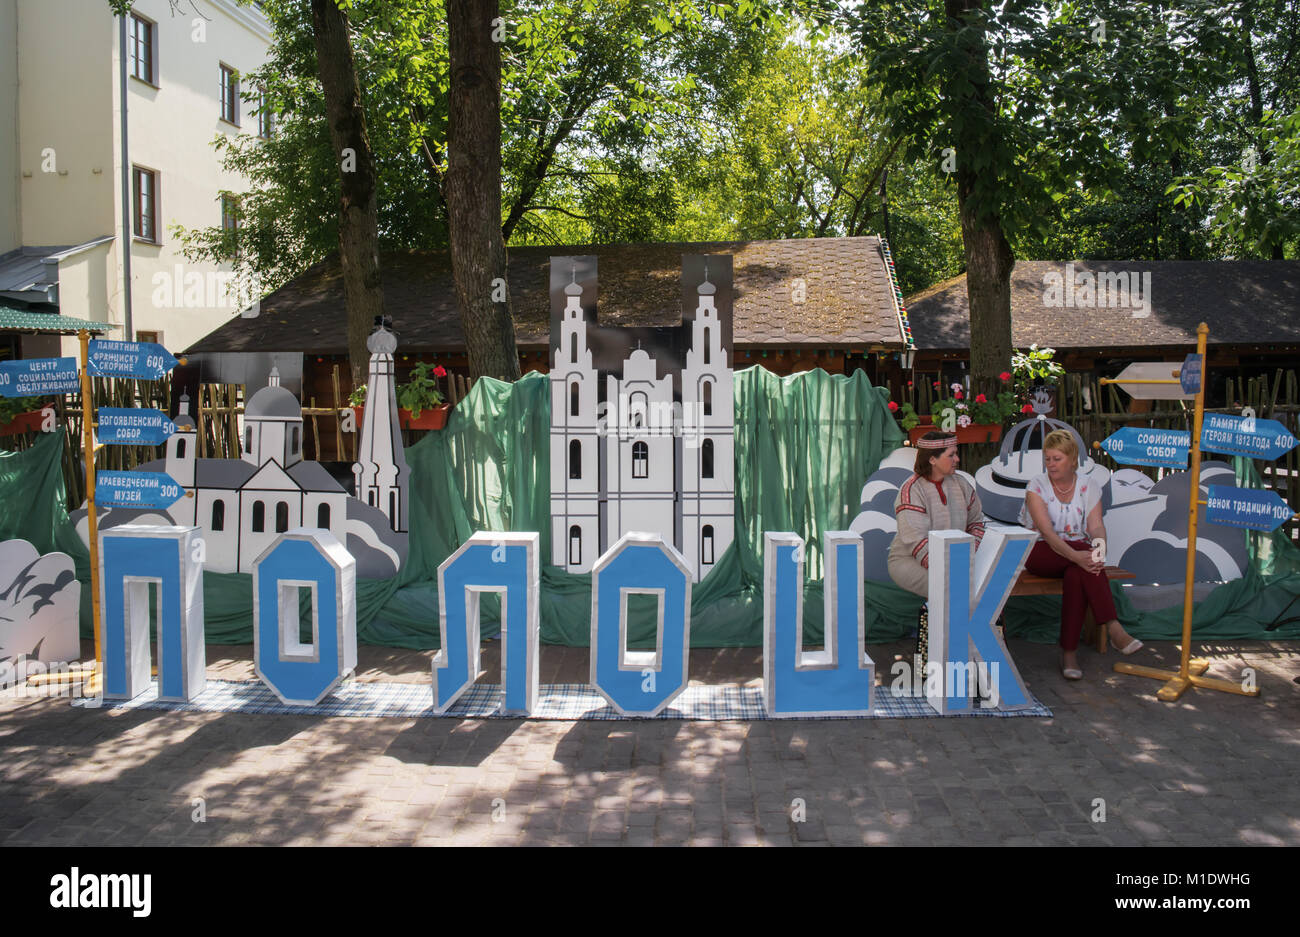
[72,680,1052,720]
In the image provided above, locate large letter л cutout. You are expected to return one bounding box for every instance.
[590,533,691,717]
[925,525,1036,714]
[763,532,874,717]
[100,525,205,702]
[432,532,540,715]
[253,529,357,706]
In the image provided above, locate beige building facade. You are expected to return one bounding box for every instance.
[0,0,270,357]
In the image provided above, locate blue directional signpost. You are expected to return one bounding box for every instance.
[1101,324,1261,702]
[1100,427,1190,468]
[87,340,180,381]
[95,470,187,510]
[1200,412,1299,460]
[76,330,186,695]
[96,408,177,445]
[1179,354,1203,395]
[0,356,81,397]
[1205,485,1296,533]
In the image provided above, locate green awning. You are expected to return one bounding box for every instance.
[0,306,114,333]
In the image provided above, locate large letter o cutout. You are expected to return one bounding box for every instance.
[590,533,692,717]
[253,529,357,706]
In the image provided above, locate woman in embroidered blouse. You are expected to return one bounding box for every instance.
[1021,429,1143,679]
[888,431,988,598]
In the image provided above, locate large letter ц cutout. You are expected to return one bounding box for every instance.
[763,531,874,717]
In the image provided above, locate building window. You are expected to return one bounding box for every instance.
[570,381,580,417]
[252,500,265,532]
[317,503,330,528]
[132,166,158,243]
[570,333,577,363]
[129,13,155,85]
[257,88,275,139]
[630,391,647,429]
[702,438,714,478]
[135,330,159,344]
[220,64,239,125]
[569,525,582,566]
[211,500,225,532]
[703,328,710,365]
[389,491,397,522]
[569,439,582,479]
[275,501,289,533]
[702,380,712,417]
[244,425,252,455]
[702,525,715,565]
[289,426,299,455]
[221,194,240,233]
[175,437,186,459]
[632,441,648,478]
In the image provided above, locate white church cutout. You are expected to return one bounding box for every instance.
[74,322,411,579]
[549,254,735,581]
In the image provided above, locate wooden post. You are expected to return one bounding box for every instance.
[78,331,103,694]
[1110,324,1260,701]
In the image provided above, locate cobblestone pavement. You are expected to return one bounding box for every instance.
[1,637,1297,846]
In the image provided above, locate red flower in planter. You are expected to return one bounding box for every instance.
[999,371,1012,382]
[433,365,448,378]
[932,381,940,388]
[888,401,899,412]
[1021,403,1033,413]
[975,393,987,403]
[954,390,964,400]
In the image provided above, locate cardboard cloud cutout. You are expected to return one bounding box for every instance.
[854,445,1247,587]
[0,539,81,664]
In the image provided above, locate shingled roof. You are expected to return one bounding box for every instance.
[186,237,907,354]
[906,260,1300,351]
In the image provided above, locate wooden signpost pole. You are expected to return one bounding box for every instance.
[80,328,104,696]
[1102,323,1259,701]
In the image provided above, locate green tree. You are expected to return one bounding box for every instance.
[845,0,1240,391]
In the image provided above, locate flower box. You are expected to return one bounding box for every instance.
[0,406,54,437]
[353,403,452,432]
[907,415,1003,446]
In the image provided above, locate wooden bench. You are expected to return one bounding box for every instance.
[1008,566,1136,652]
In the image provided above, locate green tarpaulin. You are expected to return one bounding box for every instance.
[2,366,1298,648]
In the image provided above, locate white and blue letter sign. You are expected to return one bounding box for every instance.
[763,531,874,717]
[590,533,692,717]
[253,529,357,706]
[99,525,205,702]
[926,525,1036,714]
[432,532,540,715]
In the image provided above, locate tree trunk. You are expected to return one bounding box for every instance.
[446,0,520,380]
[957,178,1015,399]
[310,0,384,388]
[945,0,1013,398]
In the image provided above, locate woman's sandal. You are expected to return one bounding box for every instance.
[1060,651,1083,680]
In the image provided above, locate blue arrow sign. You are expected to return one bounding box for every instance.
[1205,485,1295,532]
[97,408,177,445]
[1101,427,1190,467]
[87,340,180,380]
[1180,354,1203,395]
[0,357,80,397]
[95,471,187,510]
[1201,413,1299,460]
